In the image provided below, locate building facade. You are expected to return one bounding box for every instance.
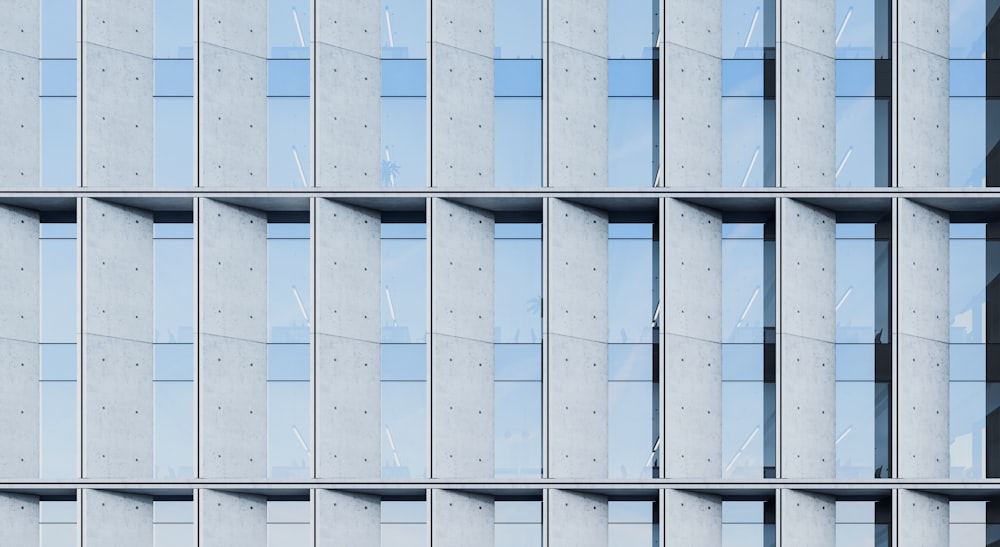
[0,0,996,545]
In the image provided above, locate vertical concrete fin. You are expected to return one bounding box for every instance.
[779,199,836,478]
[547,199,608,478]
[548,44,608,188]
[82,490,153,547]
[198,490,267,547]
[315,199,382,478]
[431,199,495,477]
[896,199,949,478]
[663,199,723,478]
[0,493,39,547]
[0,205,40,478]
[431,490,494,547]
[779,490,835,547]
[0,50,39,187]
[316,490,381,547]
[548,490,607,547]
[82,199,155,478]
[897,490,949,547]
[198,199,268,478]
[664,490,722,547]
[896,0,949,188]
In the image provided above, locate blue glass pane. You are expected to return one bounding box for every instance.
[269,0,310,58]
[41,237,76,342]
[381,501,426,523]
[381,237,427,342]
[268,381,311,477]
[951,501,986,523]
[609,501,654,523]
[951,0,986,59]
[382,344,426,381]
[608,381,655,479]
[267,60,310,96]
[723,223,765,239]
[835,223,873,238]
[154,523,194,547]
[951,223,986,239]
[496,524,543,547]
[495,345,541,381]
[609,524,654,547]
[722,0,767,58]
[722,97,765,187]
[495,223,540,239]
[608,223,652,238]
[951,60,986,97]
[42,0,77,58]
[835,98,875,187]
[381,381,426,478]
[950,98,986,187]
[951,381,985,478]
[835,1,876,58]
[723,60,764,97]
[722,344,763,381]
[154,380,194,478]
[267,344,309,381]
[41,344,75,381]
[382,523,427,546]
[381,223,425,239]
[268,500,310,523]
[381,98,427,188]
[268,523,311,544]
[267,223,310,238]
[154,344,193,381]
[155,237,194,342]
[41,223,76,238]
[41,60,76,96]
[268,98,311,187]
[951,344,985,381]
[836,60,874,96]
[723,381,764,478]
[155,500,193,523]
[41,380,77,478]
[951,237,986,343]
[723,501,764,523]
[41,97,78,187]
[155,60,194,96]
[382,60,427,97]
[609,60,653,97]
[836,344,874,381]
[723,524,767,547]
[495,98,542,187]
[154,97,194,187]
[495,501,542,523]
[836,381,875,478]
[382,0,426,59]
[495,0,542,59]
[267,234,311,342]
[155,0,194,58]
[495,238,542,343]
[836,237,876,343]
[608,237,655,342]
[608,0,658,59]
[608,344,652,381]
[495,381,542,477]
[609,98,656,187]
[723,238,765,342]
[495,60,542,96]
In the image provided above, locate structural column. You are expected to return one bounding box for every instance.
[0,492,39,546]
[82,490,153,547]
[199,0,267,187]
[664,490,722,546]
[779,0,835,187]
[896,0,949,187]
[548,490,607,547]
[315,489,380,547]
[548,0,608,187]
[315,0,381,187]
[0,205,39,478]
[430,199,495,477]
[199,490,267,547]
[778,199,836,478]
[895,199,949,478]
[198,199,268,478]
[82,199,155,478]
[663,0,721,187]
[315,199,382,478]
[547,199,608,478]
[896,490,949,547]
[663,199,723,477]
[431,0,494,187]
[779,489,835,547]
[83,0,155,187]
[0,2,39,186]
[431,490,494,547]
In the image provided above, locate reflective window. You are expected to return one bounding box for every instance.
[268,500,311,546]
[42,0,76,59]
[608,223,658,478]
[154,1,194,187]
[495,62,542,187]
[40,0,77,188]
[40,500,76,547]
[722,0,775,59]
[40,222,77,479]
[267,60,310,188]
[835,60,891,187]
[836,501,890,547]
[722,500,776,547]
[154,500,194,547]
[836,222,891,479]
[496,0,542,59]
[381,500,427,547]
[382,0,426,59]
[155,0,194,59]
[608,501,657,547]
[951,0,987,59]
[609,0,659,59]
[269,0,310,59]
[835,0,890,60]
[382,223,427,479]
[949,500,998,547]
[496,500,542,547]
[268,221,311,478]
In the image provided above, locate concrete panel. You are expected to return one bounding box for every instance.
[315,490,380,547]
[664,199,722,342]
[780,44,835,188]
[896,43,948,188]
[664,0,720,56]
[779,199,836,342]
[781,0,835,56]
[664,490,722,547]
[0,51,39,187]
[896,200,949,478]
[548,490,607,547]
[199,200,268,478]
[0,493,38,547]
[549,0,607,57]
[548,44,607,188]
[432,0,494,58]
[896,0,949,56]
[547,199,608,343]
[548,335,607,478]
[84,45,154,187]
[0,0,39,57]
[199,0,267,57]
[315,199,381,478]
[315,0,380,56]
[779,490,835,547]
[84,0,154,57]
[199,490,267,547]
[0,205,39,478]
[663,45,721,188]
[199,44,267,188]
[82,490,153,547]
[431,44,494,188]
[315,44,380,188]
[431,490,494,547]
[431,200,494,477]
[897,490,949,547]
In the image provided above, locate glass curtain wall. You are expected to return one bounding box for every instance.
[381,499,427,547]
[153,499,193,547]
[381,0,426,188]
[40,499,76,547]
[722,500,776,547]
[154,0,194,187]
[608,500,657,547]
[836,500,891,547]
[950,0,998,186]
[495,0,542,187]
[495,500,542,547]
[268,0,311,187]
[267,499,311,546]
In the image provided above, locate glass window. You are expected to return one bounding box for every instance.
[381,98,427,188]
[722,0,775,59]
[951,0,987,59]
[608,0,659,59]
[381,500,427,547]
[40,500,76,547]
[608,501,656,547]
[496,0,542,59]
[722,500,776,547]
[267,500,311,546]
[155,0,194,59]
[382,0,426,59]
[42,0,76,59]
[268,0,310,59]
[495,62,542,188]
[154,500,194,547]
[836,501,890,547]
[496,500,542,547]
[950,500,989,547]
